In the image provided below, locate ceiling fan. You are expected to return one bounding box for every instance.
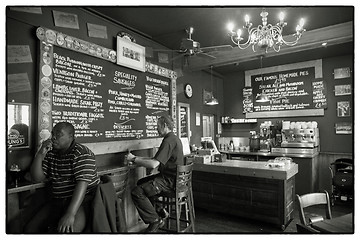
[154,27,233,62]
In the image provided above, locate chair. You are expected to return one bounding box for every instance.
[296,223,320,233]
[329,158,353,204]
[296,190,332,226]
[154,162,195,233]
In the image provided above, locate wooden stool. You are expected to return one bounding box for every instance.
[154,163,195,233]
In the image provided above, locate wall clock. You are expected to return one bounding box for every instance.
[184,83,193,98]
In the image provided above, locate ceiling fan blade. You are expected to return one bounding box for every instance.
[197,52,216,60]
[152,49,180,52]
[200,45,233,52]
[170,53,187,61]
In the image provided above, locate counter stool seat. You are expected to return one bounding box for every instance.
[154,163,195,233]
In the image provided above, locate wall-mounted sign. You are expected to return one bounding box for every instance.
[245,59,325,118]
[116,36,146,72]
[335,122,352,134]
[334,67,351,79]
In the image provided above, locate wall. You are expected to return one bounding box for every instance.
[222,55,354,154]
[6,6,223,171]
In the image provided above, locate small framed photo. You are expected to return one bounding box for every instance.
[335,84,352,96]
[337,101,351,117]
[52,10,79,29]
[116,36,145,72]
[333,67,351,79]
[335,122,352,134]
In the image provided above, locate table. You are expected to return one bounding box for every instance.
[312,213,353,233]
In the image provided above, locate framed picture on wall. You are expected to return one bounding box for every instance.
[335,122,352,134]
[333,67,351,79]
[337,101,351,117]
[334,84,352,96]
[116,36,146,72]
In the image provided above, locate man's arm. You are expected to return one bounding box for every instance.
[57,180,88,233]
[30,139,52,182]
[126,152,160,169]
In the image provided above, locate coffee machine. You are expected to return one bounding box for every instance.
[272,121,320,154]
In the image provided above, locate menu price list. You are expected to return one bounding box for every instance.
[252,67,326,112]
[51,47,170,142]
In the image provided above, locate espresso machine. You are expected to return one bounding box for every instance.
[272,121,320,154]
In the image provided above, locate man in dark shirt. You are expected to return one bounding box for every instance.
[25,121,100,233]
[126,115,184,232]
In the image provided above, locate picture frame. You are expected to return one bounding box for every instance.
[335,122,352,134]
[334,84,352,96]
[52,10,79,29]
[116,36,146,72]
[337,101,351,117]
[333,67,351,79]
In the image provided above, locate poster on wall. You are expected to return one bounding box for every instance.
[116,36,146,72]
[333,67,351,79]
[52,10,79,29]
[337,101,351,117]
[334,84,352,96]
[335,122,352,134]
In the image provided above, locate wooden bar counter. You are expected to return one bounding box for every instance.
[192,160,298,230]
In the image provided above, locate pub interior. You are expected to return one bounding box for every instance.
[5,6,355,234]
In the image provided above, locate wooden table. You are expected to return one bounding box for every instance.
[312,213,353,233]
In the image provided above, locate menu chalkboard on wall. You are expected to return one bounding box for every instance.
[245,59,326,118]
[252,67,327,112]
[36,27,176,152]
[50,46,171,143]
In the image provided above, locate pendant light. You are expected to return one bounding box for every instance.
[255,56,270,103]
[205,66,219,105]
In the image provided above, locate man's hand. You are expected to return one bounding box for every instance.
[57,212,76,233]
[125,152,136,164]
[39,139,53,155]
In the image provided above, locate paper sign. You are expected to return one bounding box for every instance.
[53,10,79,29]
[7,45,33,63]
[87,23,108,39]
[7,73,31,93]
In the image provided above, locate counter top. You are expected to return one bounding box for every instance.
[220,150,319,158]
[7,164,133,194]
[193,160,298,180]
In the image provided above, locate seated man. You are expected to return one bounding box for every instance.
[25,121,100,233]
[126,115,184,233]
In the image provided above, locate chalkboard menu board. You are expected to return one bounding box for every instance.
[178,103,190,138]
[252,67,327,112]
[36,27,176,148]
[50,46,170,143]
[244,59,326,118]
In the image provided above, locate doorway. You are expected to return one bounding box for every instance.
[202,114,215,140]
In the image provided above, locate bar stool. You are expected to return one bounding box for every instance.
[154,162,195,233]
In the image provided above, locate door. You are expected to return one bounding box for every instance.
[202,114,215,140]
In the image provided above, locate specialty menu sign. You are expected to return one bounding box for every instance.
[50,46,170,143]
[251,66,327,113]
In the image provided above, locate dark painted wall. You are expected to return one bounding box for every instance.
[222,55,354,154]
[6,6,223,171]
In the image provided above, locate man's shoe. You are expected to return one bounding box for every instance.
[157,208,169,219]
[145,218,165,233]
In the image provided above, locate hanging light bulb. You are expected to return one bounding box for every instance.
[206,66,219,105]
[255,56,270,103]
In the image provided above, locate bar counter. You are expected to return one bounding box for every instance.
[219,150,319,195]
[192,160,298,230]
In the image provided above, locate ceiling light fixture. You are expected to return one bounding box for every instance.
[227,8,306,53]
[255,55,270,103]
[205,66,219,106]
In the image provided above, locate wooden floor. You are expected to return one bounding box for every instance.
[193,200,353,234]
[129,200,353,234]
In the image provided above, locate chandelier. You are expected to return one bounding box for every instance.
[227,8,306,53]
